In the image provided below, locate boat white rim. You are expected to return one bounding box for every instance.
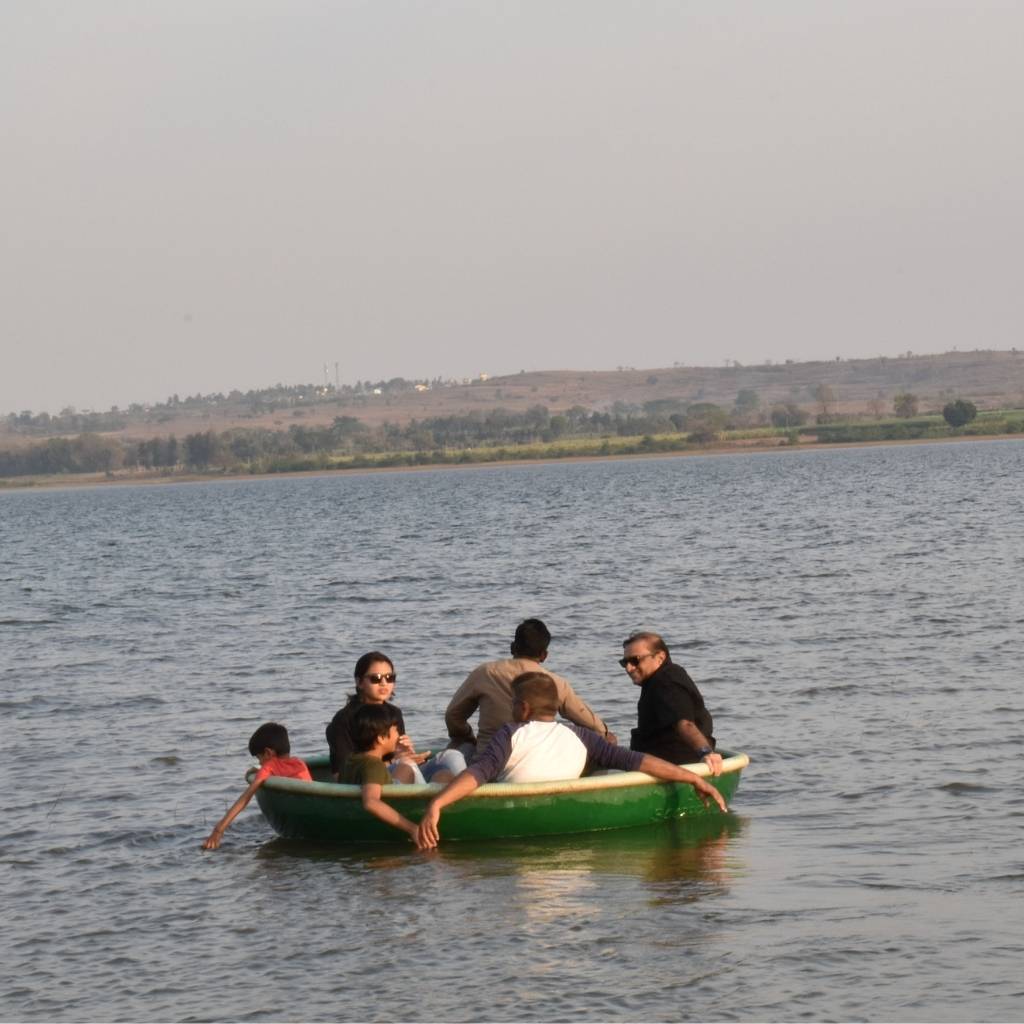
[254,752,750,801]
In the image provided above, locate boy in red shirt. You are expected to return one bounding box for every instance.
[202,722,312,850]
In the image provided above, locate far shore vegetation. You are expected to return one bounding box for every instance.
[2,391,1022,487]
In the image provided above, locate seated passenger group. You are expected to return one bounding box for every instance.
[202,618,726,851]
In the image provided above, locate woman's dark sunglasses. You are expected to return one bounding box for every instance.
[364,672,397,684]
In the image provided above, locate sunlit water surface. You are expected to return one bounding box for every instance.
[2,441,1023,1022]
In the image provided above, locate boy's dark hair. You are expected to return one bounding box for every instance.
[511,618,551,659]
[248,722,290,757]
[351,702,402,752]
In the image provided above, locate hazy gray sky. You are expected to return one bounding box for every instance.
[3,1,1022,414]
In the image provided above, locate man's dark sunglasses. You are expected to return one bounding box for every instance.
[364,672,397,684]
[618,653,656,669]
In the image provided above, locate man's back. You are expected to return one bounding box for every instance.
[445,657,611,756]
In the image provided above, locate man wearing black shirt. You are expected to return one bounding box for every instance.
[621,631,724,775]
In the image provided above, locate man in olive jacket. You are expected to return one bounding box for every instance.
[445,618,616,760]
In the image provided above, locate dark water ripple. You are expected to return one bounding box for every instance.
[1,440,1023,1021]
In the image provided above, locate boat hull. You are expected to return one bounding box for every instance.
[253,752,748,843]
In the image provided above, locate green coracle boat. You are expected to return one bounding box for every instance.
[252,750,749,843]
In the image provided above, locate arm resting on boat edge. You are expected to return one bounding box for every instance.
[417,772,482,847]
[637,755,728,812]
[674,719,724,776]
[359,782,426,847]
[202,777,265,850]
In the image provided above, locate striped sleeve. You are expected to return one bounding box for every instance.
[466,722,519,784]
[567,725,644,772]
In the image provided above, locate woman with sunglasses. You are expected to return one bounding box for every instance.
[326,651,465,784]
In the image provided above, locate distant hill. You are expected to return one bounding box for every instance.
[4,349,1024,445]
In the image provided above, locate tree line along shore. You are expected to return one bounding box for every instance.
[1,391,1021,486]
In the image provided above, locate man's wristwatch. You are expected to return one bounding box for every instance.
[697,746,714,757]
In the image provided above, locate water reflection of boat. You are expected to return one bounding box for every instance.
[256,817,746,909]
[433,814,745,883]
[252,751,749,843]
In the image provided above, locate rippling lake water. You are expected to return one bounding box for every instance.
[2,440,1023,1022]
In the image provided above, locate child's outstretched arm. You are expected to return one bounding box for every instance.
[202,777,263,850]
[359,783,421,845]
